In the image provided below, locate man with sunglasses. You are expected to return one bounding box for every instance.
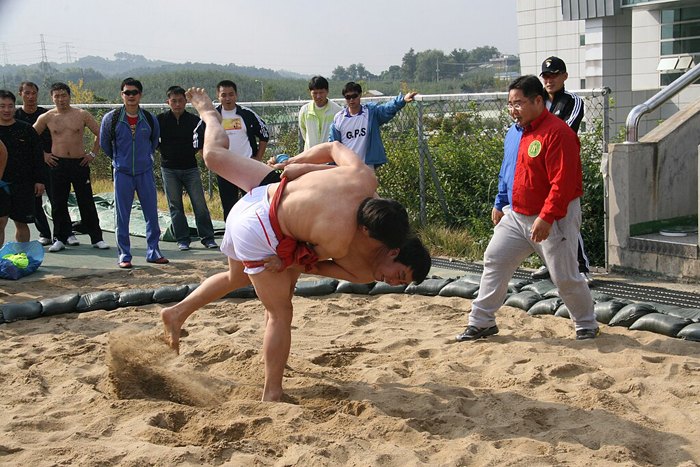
[100,77,168,269]
[329,82,417,170]
[455,75,598,342]
[532,56,591,283]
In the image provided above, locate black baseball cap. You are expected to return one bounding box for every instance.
[540,56,567,75]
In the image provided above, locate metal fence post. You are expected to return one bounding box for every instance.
[416,100,427,225]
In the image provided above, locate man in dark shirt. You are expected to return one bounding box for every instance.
[14,81,58,246]
[157,86,216,251]
[532,56,592,283]
[0,89,45,246]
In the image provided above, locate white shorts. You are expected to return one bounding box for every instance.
[220,185,279,274]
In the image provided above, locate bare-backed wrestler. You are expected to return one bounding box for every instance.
[161,88,430,402]
[33,82,108,252]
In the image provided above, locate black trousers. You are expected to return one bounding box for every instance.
[33,164,53,239]
[50,158,103,244]
[216,174,243,221]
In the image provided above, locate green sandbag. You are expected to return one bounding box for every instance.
[224,285,257,299]
[76,291,119,312]
[1,301,42,322]
[595,300,630,324]
[295,278,339,296]
[508,278,532,293]
[335,281,375,294]
[555,304,570,318]
[608,303,656,327]
[369,283,407,295]
[677,323,700,342]
[527,297,563,316]
[439,281,480,299]
[406,278,453,296]
[629,313,693,337]
[521,280,556,296]
[504,290,542,311]
[152,285,189,304]
[40,293,80,316]
[186,283,200,297]
[648,303,700,323]
[117,289,155,307]
[591,291,614,303]
[457,273,483,285]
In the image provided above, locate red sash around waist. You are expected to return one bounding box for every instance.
[242,176,318,272]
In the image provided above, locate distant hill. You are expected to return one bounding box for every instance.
[0,52,311,97]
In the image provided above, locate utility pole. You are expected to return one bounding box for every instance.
[40,34,48,63]
[255,79,264,100]
[1,43,8,66]
[61,42,74,63]
[436,56,440,82]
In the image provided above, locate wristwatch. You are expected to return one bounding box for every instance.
[88,151,96,158]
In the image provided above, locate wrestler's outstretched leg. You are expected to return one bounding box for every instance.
[249,268,301,402]
[186,87,272,192]
[161,257,250,353]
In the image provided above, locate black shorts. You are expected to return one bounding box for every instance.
[0,183,36,224]
[258,170,282,187]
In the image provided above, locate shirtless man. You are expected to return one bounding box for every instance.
[161,88,431,402]
[34,82,108,252]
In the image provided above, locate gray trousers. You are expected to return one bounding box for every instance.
[469,198,597,331]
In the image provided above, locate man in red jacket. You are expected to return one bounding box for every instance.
[456,75,598,342]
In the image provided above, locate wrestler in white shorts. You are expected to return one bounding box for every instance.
[220,185,279,274]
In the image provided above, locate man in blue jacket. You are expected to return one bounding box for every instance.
[329,82,417,169]
[100,77,168,269]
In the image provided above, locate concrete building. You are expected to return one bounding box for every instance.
[517,0,700,139]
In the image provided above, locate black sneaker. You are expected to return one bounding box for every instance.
[575,328,600,340]
[531,266,550,280]
[455,325,499,342]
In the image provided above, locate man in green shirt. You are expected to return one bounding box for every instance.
[298,76,342,151]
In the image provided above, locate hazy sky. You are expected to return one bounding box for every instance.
[0,0,519,76]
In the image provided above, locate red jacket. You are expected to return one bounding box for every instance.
[512,108,583,224]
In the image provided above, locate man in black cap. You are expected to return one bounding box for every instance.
[532,56,591,283]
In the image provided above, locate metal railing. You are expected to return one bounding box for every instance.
[625,63,700,143]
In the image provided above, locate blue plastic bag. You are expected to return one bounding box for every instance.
[0,241,44,280]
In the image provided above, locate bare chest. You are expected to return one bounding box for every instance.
[48,114,84,137]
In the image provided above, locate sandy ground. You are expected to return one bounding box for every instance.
[1,259,699,466]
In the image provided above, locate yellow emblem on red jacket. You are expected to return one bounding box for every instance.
[527,140,542,158]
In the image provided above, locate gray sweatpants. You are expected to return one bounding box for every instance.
[469,199,597,331]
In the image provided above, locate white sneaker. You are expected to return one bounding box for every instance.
[92,240,110,249]
[67,234,80,246]
[38,237,52,246]
[49,240,65,252]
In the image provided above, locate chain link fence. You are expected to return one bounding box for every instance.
[71,90,610,262]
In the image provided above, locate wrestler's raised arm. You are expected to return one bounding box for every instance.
[285,142,367,169]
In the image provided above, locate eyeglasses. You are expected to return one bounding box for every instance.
[122,90,141,96]
[506,99,531,111]
[344,93,360,100]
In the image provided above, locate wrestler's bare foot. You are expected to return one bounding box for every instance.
[161,306,184,354]
[185,87,222,123]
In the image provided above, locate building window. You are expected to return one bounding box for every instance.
[659,7,700,86]
[580,78,586,88]
[660,7,700,55]
[580,34,586,46]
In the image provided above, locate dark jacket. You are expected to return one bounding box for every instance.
[547,87,584,134]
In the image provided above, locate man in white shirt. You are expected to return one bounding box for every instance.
[207,80,269,219]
